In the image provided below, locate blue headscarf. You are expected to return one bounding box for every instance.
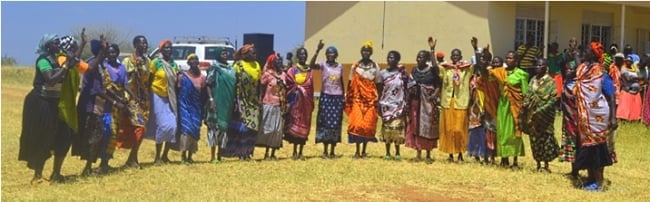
[326,46,338,55]
[90,39,102,56]
[36,34,58,55]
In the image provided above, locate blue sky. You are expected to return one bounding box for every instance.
[1,1,306,65]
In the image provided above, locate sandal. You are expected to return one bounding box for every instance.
[394,155,402,161]
[425,158,434,164]
[383,155,392,160]
[211,159,222,164]
[582,182,603,192]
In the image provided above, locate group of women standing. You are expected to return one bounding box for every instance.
[19,30,647,192]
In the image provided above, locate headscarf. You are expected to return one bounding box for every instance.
[36,34,58,55]
[158,39,172,50]
[264,52,277,71]
[234,44,254,61]
[436,51,445,59]
[361,40,373,51]
[590,41,604,64]
[326,46,338,55]
[213,46,224,59]
[58,36,76,53]
[90,39,102,56]
[186,53,198,63]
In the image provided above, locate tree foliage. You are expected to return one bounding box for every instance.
[1,55,17,66]
[70,24,135,60]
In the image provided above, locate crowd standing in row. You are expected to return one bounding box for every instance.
[19,29,650,192]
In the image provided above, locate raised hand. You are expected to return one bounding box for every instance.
[428,37,437,50]
[80,28,88,44]
[317,39,325,51]
[471,37,478,50]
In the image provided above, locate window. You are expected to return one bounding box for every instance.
[204,46,235,60]
[514,18,545,50]
[581,24,612,47]
[171,46,196,60]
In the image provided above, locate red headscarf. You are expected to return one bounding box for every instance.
[590,41,604,64]
[158,39,172,50]
[234,44,255,61]
[265,52,277,71]
[436,51,445,59]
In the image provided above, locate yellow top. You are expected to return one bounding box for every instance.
[438,62,474,109]
[149,57,178,97]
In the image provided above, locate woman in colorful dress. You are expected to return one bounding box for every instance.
[467,39,492,164]
[573,42,616,191]
[117,35,150,169]
[405,50,442,164]
[378,50,409,160]
[559,50,579,171]
[223,44,262,160]
[256,53,286,160]
[284,47,315,160]
[205,47,236,163]
[520,58,559,173]
[481,56,504,165]
[345,40,381,159]
[486,51,528,169]
[437,37,473,163]
[176,54,207,164]
[616,56,643,121]
[145,40,179,165]
[310,40,345,159]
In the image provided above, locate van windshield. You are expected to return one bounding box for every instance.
[171,46,196,60]
[205,46,235,60]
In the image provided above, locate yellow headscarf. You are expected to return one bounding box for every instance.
[362,40,373,51]
[186,53,198,63]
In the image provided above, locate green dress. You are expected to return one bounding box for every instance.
[490,67,528,157]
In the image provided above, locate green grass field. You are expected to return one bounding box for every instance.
[2,66,649,201]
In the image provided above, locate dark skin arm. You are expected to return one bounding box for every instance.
[75,28,87,58]
[428,36,438,68]
[309,40,324,69]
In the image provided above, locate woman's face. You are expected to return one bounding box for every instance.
[274,56,284,70]
[450,50,461,63]
[218,50,228,63]
[135,37,148,52]
[48,39,60,54]
[360,47,372,60]
[534,59,548,76]
[387,52,398,67]
[565,65,577,79]
[188,57,199,68]
[416,51,428,67]
[625,57,633,66]
[245,47,257,61]
[491,57,503,67]
[297,48,308,64]
[161,43,172,58]
[325,48,337,62]
[479,53,491,67]
[505,52,516,67]
[107,46,119,62]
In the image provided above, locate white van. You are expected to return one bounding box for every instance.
[149,36,236,75]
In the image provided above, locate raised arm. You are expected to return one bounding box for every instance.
[87,35,109,73]
[75,28,87,58]
[428,36,438,68]
[309,40,325,69]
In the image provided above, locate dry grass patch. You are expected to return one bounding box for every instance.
[2,66,650,201]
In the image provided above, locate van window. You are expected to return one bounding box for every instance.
[171,46,196,60]
[205,46,235,60]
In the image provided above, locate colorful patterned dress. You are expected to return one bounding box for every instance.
[489,67,528,158]
[378,67,409,144]
[405,65,441,151]
[345,61,381,143]
[283,65,315,145]
[223,60,261,158]
[520,74,559,162]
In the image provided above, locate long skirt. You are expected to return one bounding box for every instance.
[315,94,344,144]
[438,98,469,154]
[405,99,438,151]
[467,126,487,158]
[145,93,177,143]
[117,114,144,149]
[19,90,72,170]
[256,104,283,148]
[206,126,227,148]
[574,143,613,170]
[98,112,119,160]
[529,132,559,162]
[222,120,257,158]
[380,117,405,144]
[616,91,642,121]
